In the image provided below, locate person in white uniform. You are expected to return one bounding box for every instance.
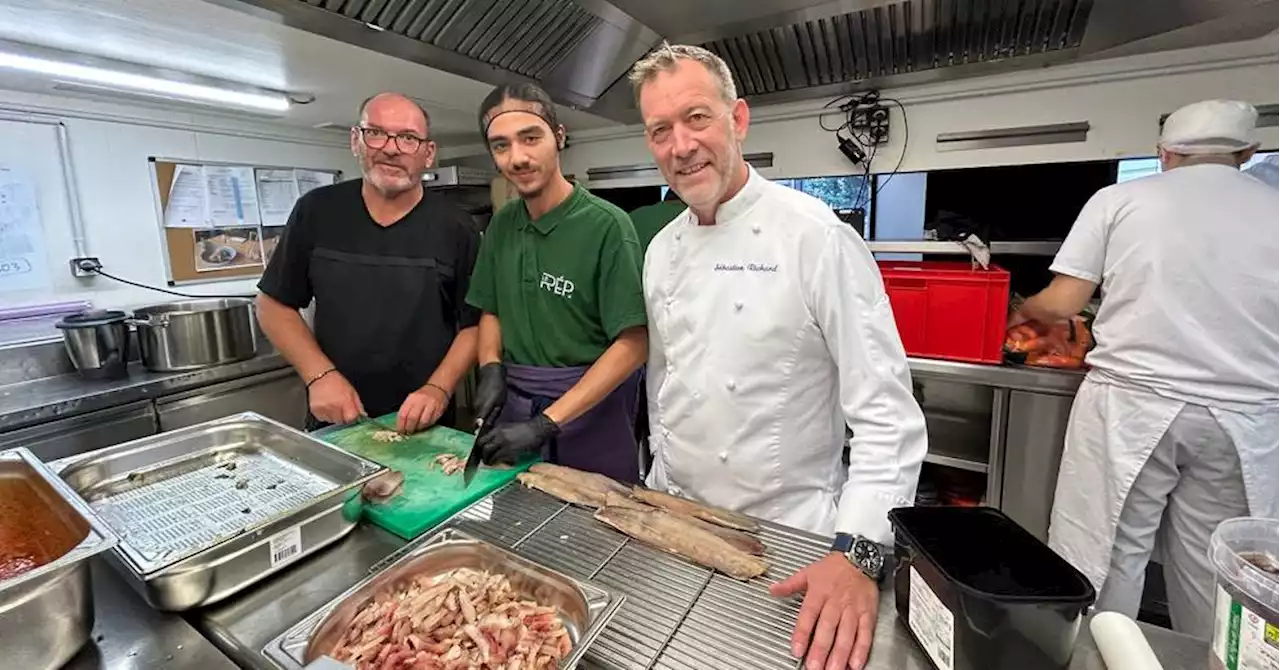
[628,43,928,670]
[1011,99,1279,639]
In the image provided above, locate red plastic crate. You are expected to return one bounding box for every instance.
[878,260,1011,365]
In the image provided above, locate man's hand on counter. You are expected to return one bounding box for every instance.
[770,553,879,670]
[308,372,365,425]
[397,384,449,434]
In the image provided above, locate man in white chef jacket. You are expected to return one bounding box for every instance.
[629,43,928,670]
[1012,99,1279,639]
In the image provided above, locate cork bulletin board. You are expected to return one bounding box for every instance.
[150,158,342,285]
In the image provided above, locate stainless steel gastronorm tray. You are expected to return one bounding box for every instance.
[0,447,120,670]
[263,527,625,670]
[51,412,384,610]
[417,484,828,670]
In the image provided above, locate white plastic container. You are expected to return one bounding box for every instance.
[1208,517,1278,670]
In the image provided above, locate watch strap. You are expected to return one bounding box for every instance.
[830,532,856,554]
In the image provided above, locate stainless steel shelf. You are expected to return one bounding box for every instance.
[924,453,990,473]
[867,240,1063,256]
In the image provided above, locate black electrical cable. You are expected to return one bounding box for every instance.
[90,268,253,300]
[854,141,879,210]
[870,97,909,198]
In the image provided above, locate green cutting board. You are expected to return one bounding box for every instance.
[317,415,531,540]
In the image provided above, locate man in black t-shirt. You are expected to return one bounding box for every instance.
[257,92,480,433]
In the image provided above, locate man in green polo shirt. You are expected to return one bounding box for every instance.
[466,82,648,483]
[628,188,686,254]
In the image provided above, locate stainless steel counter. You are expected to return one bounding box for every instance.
[191,484,1207,670]
[908,357,1085,396]
[0,353,288,432]
[64,560,236,670]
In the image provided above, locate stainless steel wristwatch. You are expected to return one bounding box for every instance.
[830,532,885,582]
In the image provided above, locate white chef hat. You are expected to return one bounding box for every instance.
[1160,100,1260,155]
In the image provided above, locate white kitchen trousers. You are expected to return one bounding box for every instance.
[1095,403,1250,640]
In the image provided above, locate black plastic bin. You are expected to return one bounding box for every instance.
[888,506,1096,670]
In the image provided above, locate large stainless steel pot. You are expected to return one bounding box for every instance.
[0,447,119,670]
[130,298,257,372]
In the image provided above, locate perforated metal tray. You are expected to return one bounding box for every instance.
[51,412,384,610]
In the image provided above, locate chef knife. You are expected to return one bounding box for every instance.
[358,413,399,434]
[462,417,484,487]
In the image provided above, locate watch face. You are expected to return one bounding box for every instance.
[852,539,884,577]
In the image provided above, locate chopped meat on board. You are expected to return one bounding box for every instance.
[330,567,573,670]
[433,454,465,476]
[372,430,405,443]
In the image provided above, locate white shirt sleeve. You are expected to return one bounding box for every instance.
[1050,190,1112,283]
[806,224,928,545]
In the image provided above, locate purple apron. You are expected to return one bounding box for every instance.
[495,362,642,484]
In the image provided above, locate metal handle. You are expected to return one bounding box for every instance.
[127,314,168,328]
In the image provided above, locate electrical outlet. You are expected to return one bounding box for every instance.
[69,257,101,278]
[850,104,891,145]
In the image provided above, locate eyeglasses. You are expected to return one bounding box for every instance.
[354,126,428,153]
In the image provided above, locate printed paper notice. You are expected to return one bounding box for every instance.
[909,567,954,670]
[295,169,335,197]
[205,166,260,227]
[268,526,303,568]
[0,166,50,293]
[164,164,209,228]
[256,169,299,227]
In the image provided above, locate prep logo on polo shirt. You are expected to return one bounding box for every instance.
[540,272,575,298]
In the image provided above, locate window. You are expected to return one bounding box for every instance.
[1115,151,1278,184]
[775,175,871,230]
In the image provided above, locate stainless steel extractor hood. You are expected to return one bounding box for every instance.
[207,0,1277,123]
[208,0,661,113]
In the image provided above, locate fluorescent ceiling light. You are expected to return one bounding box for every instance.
[0,45,290,113]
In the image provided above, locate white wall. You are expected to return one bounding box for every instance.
[561,37,1279,188]
[0,89,375,313]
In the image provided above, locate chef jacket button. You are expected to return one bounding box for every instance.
[752,224,761,234]
[718,452,728,462]
[733,301,743,311]
[675,232,683,241]
[726,379,736,391]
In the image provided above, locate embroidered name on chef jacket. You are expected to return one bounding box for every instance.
[539,272,575,298]
[714,263,779,273]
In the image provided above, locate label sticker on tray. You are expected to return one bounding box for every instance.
[269,526,303,567]
[909,566,955,670]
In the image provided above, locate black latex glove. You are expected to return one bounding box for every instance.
[476,413,560,465]
[473,362,507,428]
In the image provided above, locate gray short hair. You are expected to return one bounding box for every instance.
[628,42,737,104]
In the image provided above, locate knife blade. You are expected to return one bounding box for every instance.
[358,414,399,434]
[462,418,484,487]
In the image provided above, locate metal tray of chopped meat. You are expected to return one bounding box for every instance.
[262,527,626,670]
[47,412,385,611]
